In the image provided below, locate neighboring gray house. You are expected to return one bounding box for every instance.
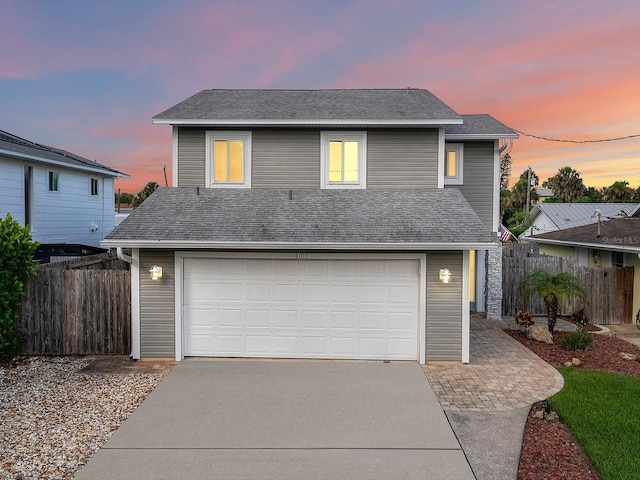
[520,202,640,238]
[103,88,517,363]
[0,129,127,250]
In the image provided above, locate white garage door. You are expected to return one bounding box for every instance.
[183,257,420,360]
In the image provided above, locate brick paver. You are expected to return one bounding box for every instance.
[422,315,563,412]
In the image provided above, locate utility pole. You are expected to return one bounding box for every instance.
[526,166,532,213]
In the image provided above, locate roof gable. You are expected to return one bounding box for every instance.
[0,129,127,178]
[152,88,463,126]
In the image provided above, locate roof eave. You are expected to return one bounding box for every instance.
[151,118,464,126]
[524,236,640,253]
[101,239,498,250]
[445,133,519,140]
[0,148,128,178]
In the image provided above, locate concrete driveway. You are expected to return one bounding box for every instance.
[75,360,474,479]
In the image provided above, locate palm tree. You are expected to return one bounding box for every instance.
[518,269,587,334]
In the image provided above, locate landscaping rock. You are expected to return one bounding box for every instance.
[571,358,582,367]
[533,410,545,419]
[545,411,560,422]
[525,325,553,344]
[564,361,573,367]
[619,352,638,361]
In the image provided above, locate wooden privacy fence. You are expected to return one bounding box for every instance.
[19,256,131,355]
[503,256,634,325]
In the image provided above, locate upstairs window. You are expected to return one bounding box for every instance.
[444,143,463,185]
[321,131,366,189]
[90,178,99,196]
[205,131,251,188]
[48,171,59,192]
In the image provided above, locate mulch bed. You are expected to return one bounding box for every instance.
[507,325,640,480]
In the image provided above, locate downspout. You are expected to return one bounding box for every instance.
[117,247,132,264]
[116,247,136,360]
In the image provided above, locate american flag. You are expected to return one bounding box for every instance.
[499,224,513,242]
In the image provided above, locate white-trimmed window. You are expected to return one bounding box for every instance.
[90,178,99,197]
[205,131,251,188]
[48,170,59,192]
[612,251,625,267]
[321,131,366,189]
[444,143,463,185]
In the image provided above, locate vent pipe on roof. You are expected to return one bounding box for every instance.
[196,186,200,196]
[289,190,292,200]
[595,209,602,238]
[406,87,411,94]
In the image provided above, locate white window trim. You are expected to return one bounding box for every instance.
[89,177,99,198]
[205,131,252,188]
[320,131,367,189]
[444,143,463,185]
[47,170,60,193]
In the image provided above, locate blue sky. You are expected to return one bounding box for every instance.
[2,0,639,192]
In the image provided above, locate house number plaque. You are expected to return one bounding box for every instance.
[295,253,308,260]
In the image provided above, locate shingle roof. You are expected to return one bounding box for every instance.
[445,114,518,139]
[533,203,638,230]
[152,89,462,124]
[0,130,127,177]
[530,218,640,251]
[104,187,496,248]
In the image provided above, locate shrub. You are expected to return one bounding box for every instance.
[571,308,589,328]
[561,329,592,351]
[515,309,535,328]
[0,213,39,358]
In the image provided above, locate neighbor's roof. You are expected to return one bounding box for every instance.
[103,187,497,250]
[444,114,518,139]
[152,88,463,126]
[531,203,639,230]
[0,130,128,178]
[528,218,640,252]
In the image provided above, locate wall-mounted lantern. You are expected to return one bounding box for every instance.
[149,265,163,280]
[439,268,451,284]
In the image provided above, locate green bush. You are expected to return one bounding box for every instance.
[561,329,593,351]
[0,213,39,358]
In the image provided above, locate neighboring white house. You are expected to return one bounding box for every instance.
[521,202,640,238]
[0,129,127,248]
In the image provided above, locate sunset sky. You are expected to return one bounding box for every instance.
[2,0,639,194]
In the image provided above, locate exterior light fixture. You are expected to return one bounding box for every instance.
[439,268,451,284]
[149,265,163,280]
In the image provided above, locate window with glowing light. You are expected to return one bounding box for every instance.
[444,143,463,185]
[321,132,366,189]
[205,131,251,188]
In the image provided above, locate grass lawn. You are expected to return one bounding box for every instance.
[551,367,640,480]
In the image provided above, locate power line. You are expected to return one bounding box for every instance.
[514,129,640,144]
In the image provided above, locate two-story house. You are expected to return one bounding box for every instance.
[103,89,517,363]
[0,129,127,253]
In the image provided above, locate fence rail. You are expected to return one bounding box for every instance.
[503,256,634,325]
[19,256,131,355]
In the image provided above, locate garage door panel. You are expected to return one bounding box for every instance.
[184,258,419,360]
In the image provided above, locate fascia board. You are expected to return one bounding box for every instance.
[101,239,499,250]
[0,148,128,178]
[525,237,640,253]
[445,133,519,140]
[151,118,464,126]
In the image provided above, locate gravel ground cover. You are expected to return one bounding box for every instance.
[0,356,167,480]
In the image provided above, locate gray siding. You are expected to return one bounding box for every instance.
[252,130,320,188]
[177,128,206,187]
[140,250,175,357]
[425,251,463,361]
[367,129,439,188]
[447,141,495,230]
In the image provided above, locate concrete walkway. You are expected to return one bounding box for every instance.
[422,315,564,480]
[76,360,474,480]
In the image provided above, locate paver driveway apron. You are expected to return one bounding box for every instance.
[75,360,474,479]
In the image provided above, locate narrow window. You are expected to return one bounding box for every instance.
[90,178,99,196]
[444,144,463,185]
[48,171,59,192]
[612,251,624,267]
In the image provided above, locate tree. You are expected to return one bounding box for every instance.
[0,214,39,358]
[542,167,585,203]
[601,181,634,202]
[506,210,536,237]
[518,269,587,334]
[115,192,135,205]
[509,169,539,213]
[500,153,512,190]
[634,187,640,202]
[132,182,159,209]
